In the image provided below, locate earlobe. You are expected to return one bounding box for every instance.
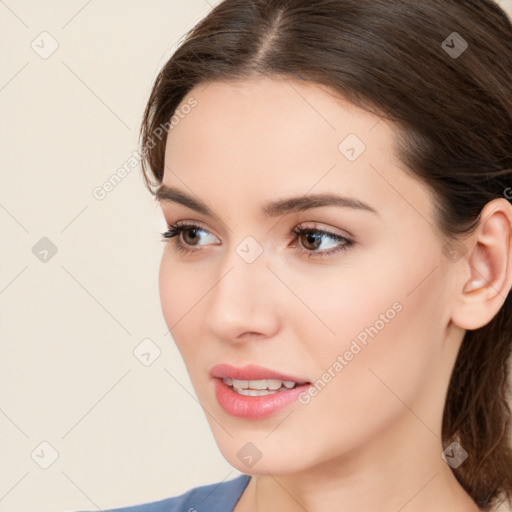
[451,198,512,331]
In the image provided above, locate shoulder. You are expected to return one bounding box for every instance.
[77,474,251,512]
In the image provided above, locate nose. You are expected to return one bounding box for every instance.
[204,249,281,343]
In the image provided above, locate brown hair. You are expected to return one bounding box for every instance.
[138,0,512,509]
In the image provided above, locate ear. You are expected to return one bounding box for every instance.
[450,197,512,331]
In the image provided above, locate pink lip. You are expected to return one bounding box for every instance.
[210,363,311,419]
[209,363,308,383]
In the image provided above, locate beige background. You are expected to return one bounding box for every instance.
[1,1,511,511]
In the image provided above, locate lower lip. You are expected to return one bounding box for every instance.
[213,378,311,419]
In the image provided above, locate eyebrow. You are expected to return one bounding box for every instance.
[155,184,379,218]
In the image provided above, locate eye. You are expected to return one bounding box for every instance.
[160,221,354,258]
[288,223,353,258]
[160,221,219,255]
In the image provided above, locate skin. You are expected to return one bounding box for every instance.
[157,75,512,512]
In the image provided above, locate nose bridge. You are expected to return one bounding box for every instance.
[204,237,279,340]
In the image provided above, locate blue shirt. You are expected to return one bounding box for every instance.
[79,474,251,512]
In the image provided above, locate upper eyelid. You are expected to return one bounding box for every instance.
[293,223,352,238]
[169,221,220,240]
[167,221,352,243]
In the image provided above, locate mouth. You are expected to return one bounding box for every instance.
[222,377,305,396]
[210,364,311,419]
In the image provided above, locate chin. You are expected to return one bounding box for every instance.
[209,429,321,476]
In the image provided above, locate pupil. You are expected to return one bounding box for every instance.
[184,229,198,244]
[303,233,320,250]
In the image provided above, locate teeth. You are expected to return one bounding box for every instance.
[235,388,275,396]
[222,377,299,393]
[247,379,267,390]
[248,379,285,390]
[267,379,284,390]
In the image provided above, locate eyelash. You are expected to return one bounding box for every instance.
[160,221,353,259]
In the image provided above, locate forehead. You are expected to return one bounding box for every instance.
[167,75,384,162]
[162,76,434,225]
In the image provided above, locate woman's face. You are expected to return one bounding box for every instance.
[158,76,461,475]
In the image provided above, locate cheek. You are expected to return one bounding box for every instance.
[276,253,406,364]
[289,250,446,428]
[290,244,440,368]
[287,240,443,363]
[159,254,181,328]
[158,253,204,349]
[159,255,214,398]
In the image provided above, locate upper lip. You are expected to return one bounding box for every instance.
[209,363,309,383]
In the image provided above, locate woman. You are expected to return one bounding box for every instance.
[87,0,512,510]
